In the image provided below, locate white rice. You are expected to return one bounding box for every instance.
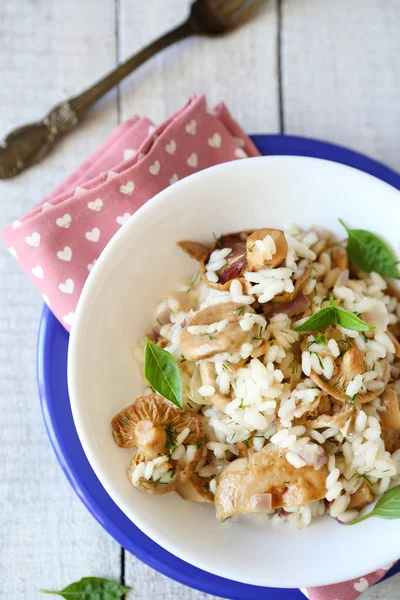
[135,224,400,528]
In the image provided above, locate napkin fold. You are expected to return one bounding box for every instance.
[2,93,393,599]
[2,94,258,329]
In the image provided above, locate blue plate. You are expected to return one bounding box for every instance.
[37,135,400,600]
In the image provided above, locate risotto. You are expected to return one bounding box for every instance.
[111,224,400,528]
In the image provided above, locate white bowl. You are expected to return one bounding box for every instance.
[68,156,400,589]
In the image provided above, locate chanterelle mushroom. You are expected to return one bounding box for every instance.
[308,403,359,436]
[380,383,400,430]
[111,394,204,495]
[176,474,214,503]
[246,228,288,271]
[214,444,328,521]
[301,330,389,404]
[180,301,256,362]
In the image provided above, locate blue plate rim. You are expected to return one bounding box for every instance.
[37,134,400,600]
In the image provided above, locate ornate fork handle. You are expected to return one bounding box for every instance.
[0,21,192,179]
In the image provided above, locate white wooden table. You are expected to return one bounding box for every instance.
[1,1,399,598]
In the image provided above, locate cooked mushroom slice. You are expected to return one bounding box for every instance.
[301,333,387,404]
[176,474,214,503]
[112,395,205,494]
[387,330,400,359]
[246,228,288,271]
[380,383,400,430]
[289,393,332,428]
[348,481,374,511]
[177,240,211,262]
[309,404,359,436]
[381,429,400,454]
[200,230,251,291]
[331,246,348,270]
[214,444,328,521]
[198,362,231,412]
[180,301,256,362]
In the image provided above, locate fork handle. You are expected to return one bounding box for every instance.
[0,20,193,179]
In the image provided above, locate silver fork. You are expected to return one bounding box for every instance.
[0,0,267,179]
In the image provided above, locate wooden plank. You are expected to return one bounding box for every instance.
[0,1,121,597]
[117,0,279,133]
[282,2,400,598]
[282,0,400,171]
[119,1,278,596]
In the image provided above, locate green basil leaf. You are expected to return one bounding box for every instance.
[293,306,336,332]
[339,219,400,279]
[144,337,183,409]
[350,484,400,525]
[41,577,130,599]
[335,307,374,332]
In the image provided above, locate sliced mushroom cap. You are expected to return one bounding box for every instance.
[180,301,256,362]
[348,481,374,511]
[198,362,231,412]
[112,395,205,495]
[301,332,387,404]
[381,429,400,454]
[289,393,332,428]
[177,240,210,262]
[387,330,400,359]
[176,474,214,503]
[200,231,251,291]
[331,246,348,270]
[380,383,400,430]
[214,444,328,521]
[309,404,359,435]
[246,228,288,271]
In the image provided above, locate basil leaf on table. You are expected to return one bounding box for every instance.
[144,336,183,409]
[339,219,400,279]
[41,577,130,599]
[336,307,375,331]
[350,484,400,524]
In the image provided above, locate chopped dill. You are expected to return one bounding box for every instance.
[200,332,214,340]
[187,401,193,408]
[195,435,206,449]
[247,243,256,252]
[169,468,176,479]
[233,304,246,317]
[355,470,373,485]
[213,232,222,247]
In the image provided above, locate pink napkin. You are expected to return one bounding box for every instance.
[1,93,393,599]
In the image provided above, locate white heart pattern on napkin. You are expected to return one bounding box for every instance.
[87,260,97,272]
[185,119,197,135]
[57,246,72,262]
[56,214,72,229]
[169,173,179,185]
[235,148,248,158]
[208,132,222,148]
[187,153,198,168]
[32,265,44,279]
[120,181,135,195]
[106,170,118,182]
[74,186,86,196]
[87,198,103,212]
[123,148,136,160]
[149,160,160,175]
[85,228,100,243]
[26,232,41,247]
[354,578,369,593]
[62,312,75,326]
[13,220,22,229]
[59,278,74,294]
[116,213,131,226]
[165,139,176,155]
[8,247,18,258]
[42,202,53,212]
